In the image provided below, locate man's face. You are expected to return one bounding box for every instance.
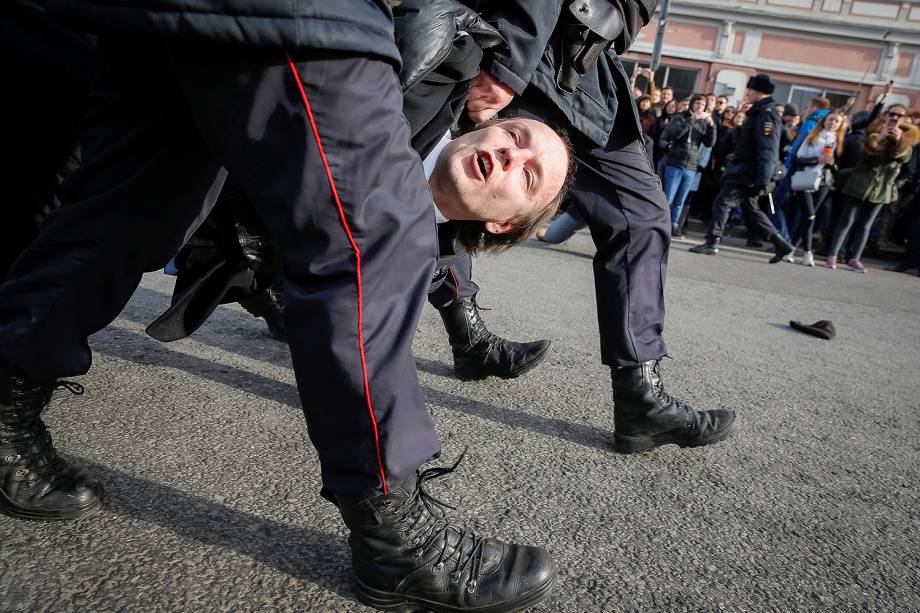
[744,89,767,104]
[651,90,661,104]
[430,118,568,235]
[691,98,706,114]
[705,95,717,111]
[661,88,674,103]
[715,96,728,111]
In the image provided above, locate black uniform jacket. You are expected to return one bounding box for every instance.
[476,0,658,146]
[722,96,782,188]
[41,0,403,67]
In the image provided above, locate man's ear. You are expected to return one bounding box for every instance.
[484,221,514,235]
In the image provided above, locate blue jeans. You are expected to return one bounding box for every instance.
[541,208,586,244]
[790,185,830,252]
[663,166,696,225]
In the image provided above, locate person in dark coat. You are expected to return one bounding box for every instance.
[689,74,795,262]
[464,0,737,454]
[0,1,559,610]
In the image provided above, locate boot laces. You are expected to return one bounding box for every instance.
[392,451,486,591]
[463,297,499,353]
[2,380,84,483]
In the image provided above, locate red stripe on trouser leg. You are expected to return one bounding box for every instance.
[448,268,460,301]
[284,51,388,495]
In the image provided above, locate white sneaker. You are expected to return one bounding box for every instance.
[802,252,815,267]
[782,251,795,263]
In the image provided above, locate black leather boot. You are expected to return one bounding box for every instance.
[769,235,794,264]
[611,360,736,453]
[688,237,720,255]
[437,296,550,381]
[336,461,556,612]
[0,370,104,520]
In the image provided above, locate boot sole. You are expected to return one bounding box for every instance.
[613,418,738,454]
[454,342,552,382]
[354,570,555,612]
[0,488,104,521]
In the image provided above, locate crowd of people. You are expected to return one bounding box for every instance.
[541,70,920,276]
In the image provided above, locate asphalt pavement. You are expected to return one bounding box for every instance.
[2,228,919,612]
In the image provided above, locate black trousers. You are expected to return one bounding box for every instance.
[0,39,440,503]
[708,185,781,242]
[0,1,95,282]
[513,94,670,367]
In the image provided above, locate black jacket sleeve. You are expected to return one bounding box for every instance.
[753,107,781,185]
[478,0,564,94]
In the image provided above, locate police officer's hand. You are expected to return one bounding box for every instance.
[467,70,515,123]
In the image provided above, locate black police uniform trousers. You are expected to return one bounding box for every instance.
[0,38,441,504]
[0,1,95,282]
[707,184,781,242]
[513,91,670,368]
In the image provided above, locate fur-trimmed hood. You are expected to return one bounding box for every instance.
[864,118,920,159]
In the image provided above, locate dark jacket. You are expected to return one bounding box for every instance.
[659,111,716,171]
[43,0,403,67]
[722,96,781,187]
[477,0,658,146]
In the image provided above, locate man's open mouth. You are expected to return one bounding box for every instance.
[476,153,491,180]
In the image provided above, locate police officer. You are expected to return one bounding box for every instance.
[689,74,795,262]
[0,1,556,610]
[465,0,736,453]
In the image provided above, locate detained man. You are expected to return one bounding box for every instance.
[147,114,574,346]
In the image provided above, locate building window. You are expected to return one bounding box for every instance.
[772,81,855,112]
[621,61,700,101]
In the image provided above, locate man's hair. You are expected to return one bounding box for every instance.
[716,95,729,102]
[688,93,706,110]
[661,86,674,92]
[811,97,832,110]
[451,116,576,255]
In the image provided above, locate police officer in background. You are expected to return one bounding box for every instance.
[690,74,795,262]
[466,0,737,453]
[0,1,557,610]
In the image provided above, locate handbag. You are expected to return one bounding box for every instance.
[791,168,822,192]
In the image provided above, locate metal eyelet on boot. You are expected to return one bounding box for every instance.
[432,562,444,573]
[466,579,478,593]
[5,454,19,463]
[450,573,461,584]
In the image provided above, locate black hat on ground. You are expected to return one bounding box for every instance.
[789,320,836,340]
[747,73,775,95]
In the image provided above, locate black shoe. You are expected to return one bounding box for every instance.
[336,459,556,612]
[611,360,736,453]
[769,235,794,264]
[689,239,719,255]
[239,283,287,342]
[0,370,104,520]
[437,296,550,381]
[671,224,682,238]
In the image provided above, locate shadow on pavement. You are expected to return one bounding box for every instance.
[69,456,355,599]
[424,387,613,452]
[95,326,614,454]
